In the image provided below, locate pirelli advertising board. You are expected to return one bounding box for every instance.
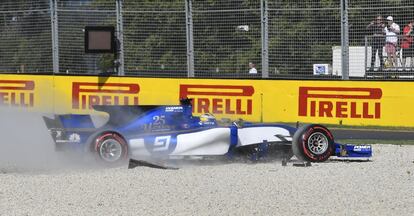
[0,74,412,127]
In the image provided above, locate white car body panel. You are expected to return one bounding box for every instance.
[128,128,231,157]
[237,127,292,147]
[129,138,150,156]
[172,128,231,155]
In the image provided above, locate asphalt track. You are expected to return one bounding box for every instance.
[331,128,414,141]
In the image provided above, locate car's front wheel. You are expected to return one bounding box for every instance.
[93,132,128,164]
[292,124,334,162]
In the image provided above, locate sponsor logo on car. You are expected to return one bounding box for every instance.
[353,145,371,151]
[298,87,382,119]
[72,82,139,109]
[0,80,34,107]
[165,106,183,112]
[179,84,254,115]
[68,133,81,143]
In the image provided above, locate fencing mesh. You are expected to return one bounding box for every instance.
[0,0,52,74]
[1,0,414,79]
[349,0,414,79]
[122,1,187,77]
[192,1,261,78]
[57,0,116,74]
[268,1,341,78]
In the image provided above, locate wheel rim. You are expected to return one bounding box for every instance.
[306,132,329,155]
[99,138,123,162]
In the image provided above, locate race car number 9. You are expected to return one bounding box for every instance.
[153,136,171,151]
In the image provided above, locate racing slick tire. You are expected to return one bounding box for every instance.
[91,132,129,165]
[292,124,335,162]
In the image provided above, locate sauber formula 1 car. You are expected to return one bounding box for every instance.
[43,99,372,166]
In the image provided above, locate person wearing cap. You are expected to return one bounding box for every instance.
[384,16,400,67]
[401,20,414,69]
[366,15,386,71]
[248,62,257,74]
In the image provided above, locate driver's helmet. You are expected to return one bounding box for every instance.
[199,113,217,126]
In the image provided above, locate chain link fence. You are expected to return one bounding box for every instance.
[192,1,261,78]
[0,0,414,79]
[57,0,116,74]
[0,0,52,73]
[349,0,414,78]
[122,1,187,77]
[268,1,341,78]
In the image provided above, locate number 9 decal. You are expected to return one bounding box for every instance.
[145,135,176,155]
[153,136,171,151]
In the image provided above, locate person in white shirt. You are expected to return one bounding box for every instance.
[248,62,257,74]
[384,16,400,67]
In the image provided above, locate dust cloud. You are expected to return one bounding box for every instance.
[0,108,98,173]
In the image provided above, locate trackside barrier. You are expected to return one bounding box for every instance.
[0,74,413,127]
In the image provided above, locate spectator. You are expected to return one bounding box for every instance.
[384,16,400,67]
[401,20,414,69]
[248,62,257,74]
[366,15,385,71]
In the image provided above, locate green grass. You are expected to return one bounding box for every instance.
[336,139,414,145]
[222,119,414,131]
[223,119,414,145]
[281,122,414,132]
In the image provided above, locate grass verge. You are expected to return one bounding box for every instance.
[286,122,414,132]
[337,139,414,145]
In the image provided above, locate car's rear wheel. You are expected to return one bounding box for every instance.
[93,132,128,164]
[292,124,334,162]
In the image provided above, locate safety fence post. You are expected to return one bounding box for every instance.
[50,0,59,74]
[341,0,349,80]
[116,0,125,75]
[185,0,195,77]
[261,0,269,78]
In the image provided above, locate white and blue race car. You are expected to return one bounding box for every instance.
[43,98,372,166]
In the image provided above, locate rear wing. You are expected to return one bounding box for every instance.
[43,114,95,130]
[43,114,97,151]
[42,105,158,132]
